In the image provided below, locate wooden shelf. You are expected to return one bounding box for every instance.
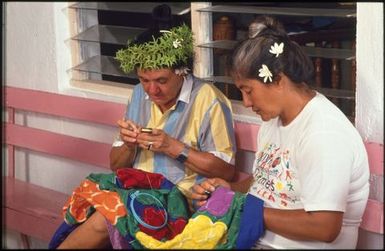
[201,76,355,100]
[197,40,354,60]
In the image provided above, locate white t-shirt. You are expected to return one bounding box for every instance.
[249,92,370,249]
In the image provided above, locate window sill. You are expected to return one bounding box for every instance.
[65,79,134,104]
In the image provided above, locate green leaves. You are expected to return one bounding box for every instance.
[115,24,194,73]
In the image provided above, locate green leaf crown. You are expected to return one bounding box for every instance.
[115,24,194,73]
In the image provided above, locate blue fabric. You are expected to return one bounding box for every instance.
[235,194,265,249]
[48,221,78,249]
[160,177,175,190]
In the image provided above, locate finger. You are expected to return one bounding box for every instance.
[125,120,140,133]
[195,200,207,207]
[150,128,161,135]
[191,184,211,201]
[201,179,218,193]
[137,142,152,151]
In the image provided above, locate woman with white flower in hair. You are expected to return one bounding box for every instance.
[52,4,236,249]
[192,15,369,249]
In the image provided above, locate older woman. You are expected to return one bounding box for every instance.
[51,4,236,249]
[192,15,369,249]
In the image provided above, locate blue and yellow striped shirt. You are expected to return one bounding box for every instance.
[124,74,236,193]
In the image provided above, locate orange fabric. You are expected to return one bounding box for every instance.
[62,180,127,225]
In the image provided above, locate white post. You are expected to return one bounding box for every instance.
[190,2,213,79]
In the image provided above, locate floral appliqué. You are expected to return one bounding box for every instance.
[258,64,273,83]
[269,42,284,57]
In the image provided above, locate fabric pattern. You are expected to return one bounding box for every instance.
[49,169,265,249]
[49,168,190,249]
[134,186,265,249]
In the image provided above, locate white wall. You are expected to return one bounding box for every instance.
[4,3,118,248]
[356,3,384,144]
[5,2,59,92]
[4,2,384,249]
[355,4,384,249]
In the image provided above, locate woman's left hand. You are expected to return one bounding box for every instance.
[136,128,179,154]
[191,178,230,207]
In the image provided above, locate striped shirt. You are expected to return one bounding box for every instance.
[119,74,236,193]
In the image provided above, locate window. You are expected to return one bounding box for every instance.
[67,2,191,85]
[68,2,356,121]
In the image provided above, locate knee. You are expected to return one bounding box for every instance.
[89,211,109,234]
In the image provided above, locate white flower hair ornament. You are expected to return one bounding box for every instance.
[258,64,273,83]
[173,39,182,48]
[269,42,284,57]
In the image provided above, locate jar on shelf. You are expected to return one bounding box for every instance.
[213,16,235,55]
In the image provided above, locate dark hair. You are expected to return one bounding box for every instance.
[133,4,193,71]
[228,15,314,85]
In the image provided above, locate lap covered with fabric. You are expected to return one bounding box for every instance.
[49,169,264,249]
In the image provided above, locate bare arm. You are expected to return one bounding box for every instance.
[110,144,136,171]
[109,119,140,171]
[136,128,235,181]
[192,177,343,243]
[264,208,343,242]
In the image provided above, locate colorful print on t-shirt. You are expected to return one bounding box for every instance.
[249,143,300,208]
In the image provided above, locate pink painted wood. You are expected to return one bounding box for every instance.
[4,86,383,241]
[365,142,384,175]
[4,176,69,241]
[361,199,384,234]
[6,123,111,169]
[7,107,15,178]
[4,86,127,243]
[234,121,259,152]
[6,86,125,126]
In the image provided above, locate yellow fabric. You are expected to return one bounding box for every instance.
[135,215,227,249]
[183,84,234,158]
[136,103,176,173]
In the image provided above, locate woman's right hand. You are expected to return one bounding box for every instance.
[117,119,141,148]
[191,178,231,207]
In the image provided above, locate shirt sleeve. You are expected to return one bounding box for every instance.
[198,99,237,165]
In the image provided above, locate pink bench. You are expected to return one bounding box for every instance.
[4,86,383,248]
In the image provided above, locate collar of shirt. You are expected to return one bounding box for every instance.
[144,74,193,105]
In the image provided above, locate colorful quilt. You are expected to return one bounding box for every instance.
[49,168,264,249]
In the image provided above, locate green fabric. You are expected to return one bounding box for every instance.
[67,172,190,249]
[187,191,246,249]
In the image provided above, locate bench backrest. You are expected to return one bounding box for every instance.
[4,86,383,237]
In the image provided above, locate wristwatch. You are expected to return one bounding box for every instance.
[175,144,190,163]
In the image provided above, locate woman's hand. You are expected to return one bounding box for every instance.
[117,119,141,148]
[191,178,231,207]
[136,128,179,154]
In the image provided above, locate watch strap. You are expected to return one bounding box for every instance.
[175,144,190,163]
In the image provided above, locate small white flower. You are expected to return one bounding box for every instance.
[173,39,182,48]
[174,67,190,76]
[269,42,284,57]
[258,64,273,83]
